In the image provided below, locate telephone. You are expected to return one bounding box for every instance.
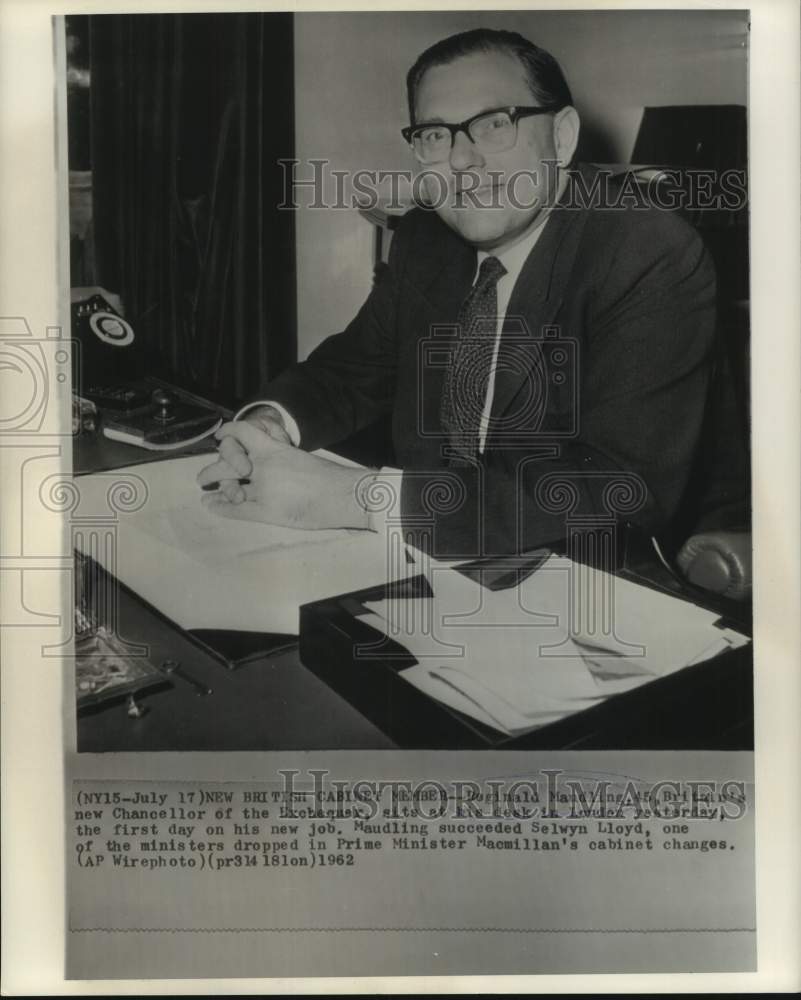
[71,292,150,407]
[71,291,221,450]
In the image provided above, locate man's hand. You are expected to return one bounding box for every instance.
[199,405,291,504]
[196,421,372,530]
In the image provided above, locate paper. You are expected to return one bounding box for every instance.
[74,452,410,635]
[363,553,750,735]
[516,555,750,674]
[399,662,579,734]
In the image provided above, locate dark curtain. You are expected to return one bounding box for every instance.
[88,13,296,407]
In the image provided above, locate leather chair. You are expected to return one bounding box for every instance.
[628,108,751,607]
[676,530,751,601]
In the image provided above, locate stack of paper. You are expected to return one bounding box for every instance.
[74,453,412,635]
[363,553,750,736]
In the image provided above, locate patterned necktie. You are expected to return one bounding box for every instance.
[440,254,507,464]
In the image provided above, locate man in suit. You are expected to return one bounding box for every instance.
[197,28,716,559]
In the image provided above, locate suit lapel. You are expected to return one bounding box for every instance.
[404,220,476,462]
[489,177,590,435]
[417,222,477,314]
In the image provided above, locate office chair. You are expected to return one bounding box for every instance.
[631,106,751,603]
[676,530,751,601]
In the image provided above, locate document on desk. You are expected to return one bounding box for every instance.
[363,553,750,735]
[74,452,411,635]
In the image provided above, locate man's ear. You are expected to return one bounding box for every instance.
[553,106,580,167]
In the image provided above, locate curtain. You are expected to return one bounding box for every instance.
[89,13,296,407]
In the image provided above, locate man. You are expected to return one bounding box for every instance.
[197,28,717,559]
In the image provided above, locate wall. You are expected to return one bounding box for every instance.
[293,10,748,359]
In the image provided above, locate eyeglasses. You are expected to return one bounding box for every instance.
[401,105,563,164]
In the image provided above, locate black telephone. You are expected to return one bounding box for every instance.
[71,293,151,411]
[71,292,221,450]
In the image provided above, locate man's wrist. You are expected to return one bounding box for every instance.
[246,405,284,434]
[235,400,301,446]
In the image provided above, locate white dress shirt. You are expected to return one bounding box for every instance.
[473,219,547,453]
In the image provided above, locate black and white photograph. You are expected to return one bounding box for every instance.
[66,9,753,753]
[1,0,799,991]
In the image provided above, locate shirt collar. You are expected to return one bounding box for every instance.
[474,169,568,285]
[476,214,549,287]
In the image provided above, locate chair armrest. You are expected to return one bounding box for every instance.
[676,530,752,600]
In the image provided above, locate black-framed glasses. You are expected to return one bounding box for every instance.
[401,105,563,164]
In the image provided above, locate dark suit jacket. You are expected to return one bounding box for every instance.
[262,165,719,558]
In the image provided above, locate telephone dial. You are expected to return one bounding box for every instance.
[71,293,221,449]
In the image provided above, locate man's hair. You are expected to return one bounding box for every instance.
[406,28,573,123]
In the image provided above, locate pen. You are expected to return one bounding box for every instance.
[200,477,251,492]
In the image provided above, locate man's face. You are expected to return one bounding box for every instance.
[413,50,575,250]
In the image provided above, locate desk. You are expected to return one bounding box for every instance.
[74,394,395,751]
[76,576,392,751]
[75,551,752,752]
[74,398,752,752]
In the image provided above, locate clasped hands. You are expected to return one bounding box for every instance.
[196,407,372,530]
